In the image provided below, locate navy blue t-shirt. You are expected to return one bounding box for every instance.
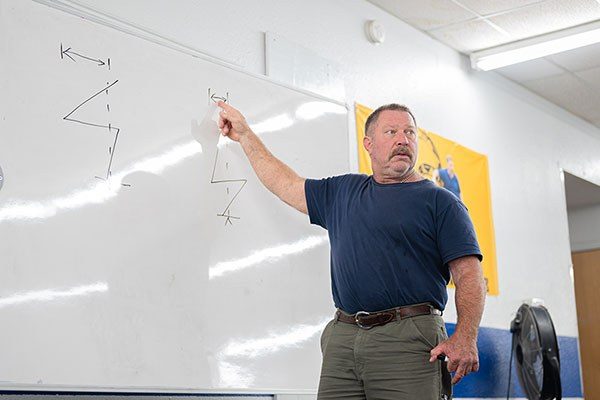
[305,174,482,313]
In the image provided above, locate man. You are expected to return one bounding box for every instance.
[216,101,485,399]
[435,155,462,199]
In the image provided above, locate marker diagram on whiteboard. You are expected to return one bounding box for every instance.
[208,88,247,226]
[60,43,129,187]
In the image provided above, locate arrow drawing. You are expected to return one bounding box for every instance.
[60,43,110,69]
[208,88,229,105]
[210,93,228,103]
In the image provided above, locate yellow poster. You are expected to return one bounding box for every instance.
[355,103,499,295]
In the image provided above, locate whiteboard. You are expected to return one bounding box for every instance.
[0,0,348,393]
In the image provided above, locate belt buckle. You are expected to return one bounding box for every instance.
[355,311,373,329]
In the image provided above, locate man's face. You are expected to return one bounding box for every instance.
[363,110,418,181]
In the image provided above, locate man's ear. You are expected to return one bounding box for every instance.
[363,134,372,155]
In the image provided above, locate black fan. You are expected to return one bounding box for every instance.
[509,303,561,400]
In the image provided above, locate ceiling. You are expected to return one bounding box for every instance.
[367,0,600,129]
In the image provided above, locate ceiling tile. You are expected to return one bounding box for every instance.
[548,42,600,72]
[575,67,600,118]
[575,66,600,89]
[428,18,511,53]
[586,112,600,128]
[456,0,548,16]
[488,0,600,43]
[497,58,565,82]
[522,72,600,124]
[367,0,477,31]
[366,0,600,129]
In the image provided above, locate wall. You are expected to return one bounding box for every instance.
[20,0,600,398]
[569,203,600,252]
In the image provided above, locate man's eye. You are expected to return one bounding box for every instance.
[405,130,416,136]
[385,130,396,135]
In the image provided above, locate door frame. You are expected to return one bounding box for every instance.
[558,167,600,396]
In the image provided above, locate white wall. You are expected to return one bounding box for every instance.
[63,0,600,338]
[569,203,600,252]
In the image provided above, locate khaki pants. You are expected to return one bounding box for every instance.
[317,310,452,400]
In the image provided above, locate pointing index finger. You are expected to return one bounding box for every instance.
[217,100,231,111]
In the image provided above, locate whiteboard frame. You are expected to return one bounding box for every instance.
[32,0,349,110]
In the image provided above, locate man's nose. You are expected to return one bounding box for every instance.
[395,132,410,145]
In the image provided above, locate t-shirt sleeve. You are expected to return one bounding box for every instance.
[436,196,483,265]
[304,177,340,229]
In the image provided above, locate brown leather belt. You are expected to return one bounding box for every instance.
[336,303,442,329]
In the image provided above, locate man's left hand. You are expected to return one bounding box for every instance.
[429,333,479,384]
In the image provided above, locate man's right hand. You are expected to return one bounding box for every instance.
[217,101,251,142]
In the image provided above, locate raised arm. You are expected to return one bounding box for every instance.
[429,255,486,384]
[217,101,307,214]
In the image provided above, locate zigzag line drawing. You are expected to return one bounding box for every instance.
[62,80,127,185]
[210,150,247,226]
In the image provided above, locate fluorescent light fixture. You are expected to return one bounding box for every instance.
[471,20,600,71]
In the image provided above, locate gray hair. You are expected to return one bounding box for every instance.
[365,104,417,136]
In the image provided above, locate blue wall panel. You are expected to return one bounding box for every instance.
[446,323,582,398]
